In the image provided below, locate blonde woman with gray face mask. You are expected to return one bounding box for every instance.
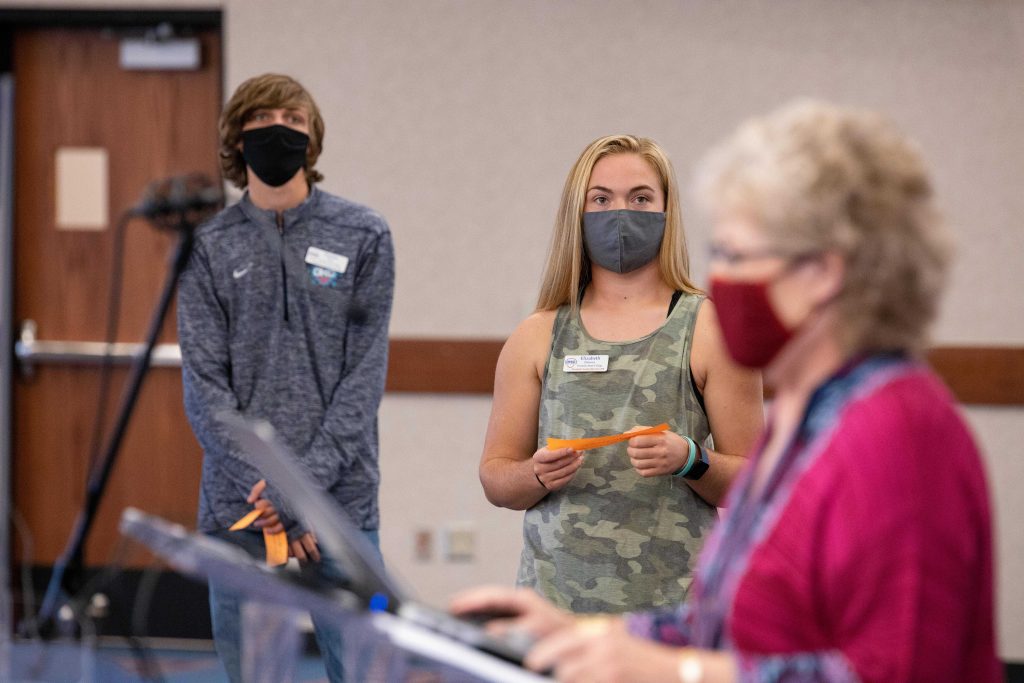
[478,135,764,615]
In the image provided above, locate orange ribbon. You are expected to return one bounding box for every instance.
[546,423,670,452]
[230,510,289,567]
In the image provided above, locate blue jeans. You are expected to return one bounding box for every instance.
[206,527,381,683]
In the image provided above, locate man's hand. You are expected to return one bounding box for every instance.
[290,531,321,563]
[247,479,321,562]
[246,479,285,534]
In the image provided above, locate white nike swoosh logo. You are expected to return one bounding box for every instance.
[232,265,251,279]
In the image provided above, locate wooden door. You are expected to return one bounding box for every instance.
[11,27,221,571]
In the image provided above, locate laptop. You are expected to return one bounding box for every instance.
[120,506,363,620]
[213,413,540,672]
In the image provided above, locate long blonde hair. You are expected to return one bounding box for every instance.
[535,135,699,312]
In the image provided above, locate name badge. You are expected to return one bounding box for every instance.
[305,246,349,274]
[563,354,609,373]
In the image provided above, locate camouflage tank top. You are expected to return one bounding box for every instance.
[516,293,714,613]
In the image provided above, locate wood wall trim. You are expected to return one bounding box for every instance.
[386,339,503,394]
[925,346,1024,406]
[386,339,1024,406]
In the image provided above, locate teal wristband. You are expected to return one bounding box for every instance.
[672,436,697,477]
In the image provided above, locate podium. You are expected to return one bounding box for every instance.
[119,508,548,683]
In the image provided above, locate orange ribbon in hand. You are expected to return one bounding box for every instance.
[546,423,670,452]
[230,510,289,567]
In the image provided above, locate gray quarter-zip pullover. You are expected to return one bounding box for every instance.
[177,186,394,539]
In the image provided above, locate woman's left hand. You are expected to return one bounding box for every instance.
[526,617,685,682]
[626,428,689,477]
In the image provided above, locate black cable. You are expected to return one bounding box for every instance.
[128,562,168,683]
[30,210,134,637]
[11,208,128,639]
[10,507,39,638]
[87,210,131,472]
[62,538,167,683]
[34,223,195,634]
[18,535,125,679]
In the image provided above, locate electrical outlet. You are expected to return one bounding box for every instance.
[413,528,433,562]
[443,523,476,562]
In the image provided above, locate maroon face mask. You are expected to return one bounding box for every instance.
[709,276,793,368]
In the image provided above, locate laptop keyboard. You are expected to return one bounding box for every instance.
[398,602,536,667]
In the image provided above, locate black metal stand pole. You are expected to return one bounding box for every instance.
[32,228,194,635]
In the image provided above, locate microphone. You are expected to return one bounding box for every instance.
[132,172,223,231]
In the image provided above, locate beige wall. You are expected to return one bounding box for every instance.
[224,0,1024,658]
[7,0,1023,660]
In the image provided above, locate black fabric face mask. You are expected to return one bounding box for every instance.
[240,124,310,187]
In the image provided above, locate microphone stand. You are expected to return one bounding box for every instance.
[32,212,197,637]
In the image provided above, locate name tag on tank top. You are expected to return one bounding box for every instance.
[563,354,609,372]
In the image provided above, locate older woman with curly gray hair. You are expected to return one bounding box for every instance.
[453,100,1000,683]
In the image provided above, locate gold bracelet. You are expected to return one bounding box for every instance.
[677,652,704,683]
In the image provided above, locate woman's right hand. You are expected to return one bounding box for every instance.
[532,447,583,492]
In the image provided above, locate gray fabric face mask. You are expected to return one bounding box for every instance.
[582,209,666,274]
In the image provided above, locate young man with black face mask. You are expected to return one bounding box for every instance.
[177,73,394,683]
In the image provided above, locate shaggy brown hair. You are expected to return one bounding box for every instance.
[218,73,325,189]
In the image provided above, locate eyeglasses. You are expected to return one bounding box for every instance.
[708,243,819,266]
[708,243,790,265]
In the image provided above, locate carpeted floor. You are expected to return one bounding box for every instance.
[7,638,330,683]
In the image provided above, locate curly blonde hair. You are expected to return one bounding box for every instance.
[218,73,325,189]
[536,134,700,312]
[695,99,951,356]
